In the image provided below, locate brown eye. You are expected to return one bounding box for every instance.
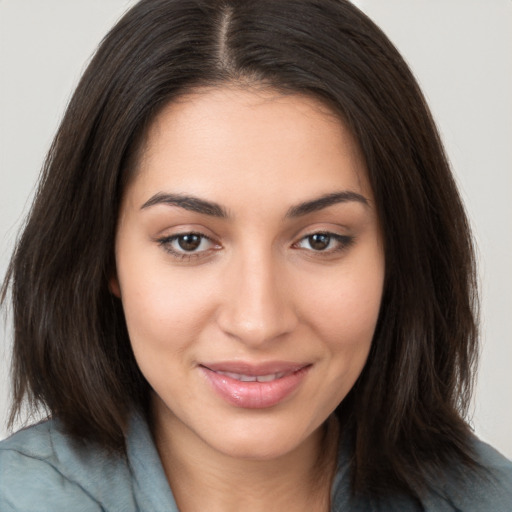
[294,232,355,254]
[177,234,202,251]
[308,233,331,251]
[158,232,218,259]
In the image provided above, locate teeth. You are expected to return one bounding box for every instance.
[240,374,257,382]
[256,374,276,382]
[216,371,285,382]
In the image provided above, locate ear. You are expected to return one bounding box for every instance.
[109,274,121,298]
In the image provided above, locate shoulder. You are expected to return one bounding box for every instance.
[424,437,512,511]
[0,419,137,512]
[331,435,512,512]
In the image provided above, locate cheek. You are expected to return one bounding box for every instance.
[117,268,221,405]
[297,250,384,391]
[302,267,383,347]
[116,261,219,358]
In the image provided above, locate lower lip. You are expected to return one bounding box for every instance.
[200,366,310,409]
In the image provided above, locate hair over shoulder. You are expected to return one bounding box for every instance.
[2,0,479,500]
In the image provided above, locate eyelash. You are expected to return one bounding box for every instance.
[157,231,355,261]
[293,232,355,254]
[157,232,219,260]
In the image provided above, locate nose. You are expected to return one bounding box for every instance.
[216,249,298,348]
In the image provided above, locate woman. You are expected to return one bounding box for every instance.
[0,0,511,510]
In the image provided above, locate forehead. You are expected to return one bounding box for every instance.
[126,86,372,210]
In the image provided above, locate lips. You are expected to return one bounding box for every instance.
[214,370,287,382]
[199,361,311,409]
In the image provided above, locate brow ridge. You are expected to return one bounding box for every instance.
[285,191,368,218]
[141,190,367,219]
[140,193,228,218]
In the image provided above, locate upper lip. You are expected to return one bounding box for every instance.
[200,361,311,376]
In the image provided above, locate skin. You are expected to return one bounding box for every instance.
[112,87,385,511]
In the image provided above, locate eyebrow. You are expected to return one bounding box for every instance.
[285,191,368,218]
[140,190,368,219]
[140,193,228,218]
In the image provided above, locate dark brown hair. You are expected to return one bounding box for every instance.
[2,0,479,501]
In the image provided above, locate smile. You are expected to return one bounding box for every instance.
[199,362,311,409]
[214,371,287,382]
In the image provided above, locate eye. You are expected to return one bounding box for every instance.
[294,232,354,253]
[157,232,219,259]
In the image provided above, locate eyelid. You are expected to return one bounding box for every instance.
[157,231,221,261]
[292,230,355,255]
[155,225,354,262]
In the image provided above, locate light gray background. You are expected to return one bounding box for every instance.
[1,1,511,459]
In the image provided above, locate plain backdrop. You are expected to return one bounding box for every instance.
[1,1,511,459]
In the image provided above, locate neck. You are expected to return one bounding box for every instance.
[151,407,339,512]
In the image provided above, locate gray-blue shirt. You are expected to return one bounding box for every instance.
[0,414,511,511]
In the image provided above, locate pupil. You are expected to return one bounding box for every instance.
[309,234,330,250]
[178,234,201,251]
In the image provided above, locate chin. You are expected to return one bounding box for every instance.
[198,417,325,462]
[217,437,295,461]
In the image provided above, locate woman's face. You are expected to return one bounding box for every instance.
[112,87,384,461]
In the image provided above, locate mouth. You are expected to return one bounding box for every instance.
[213,371,288,382]
[199,361,311,409]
